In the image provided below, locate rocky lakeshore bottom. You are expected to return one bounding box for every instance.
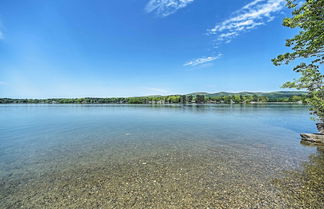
[1,146,323,209]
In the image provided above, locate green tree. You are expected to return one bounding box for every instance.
[168,95,181,103]
[272,0,323,122]
[180,95,187,104]
[259,96,269,103]
[232,95,241,103]
[187,95,193,103]
[196,95,205,104]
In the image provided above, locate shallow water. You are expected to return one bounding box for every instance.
[0,104,323,208]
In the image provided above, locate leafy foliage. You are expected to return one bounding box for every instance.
[0,91,307,104]
[272,0,324,121]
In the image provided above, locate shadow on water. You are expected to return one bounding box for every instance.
[272,146,324,208]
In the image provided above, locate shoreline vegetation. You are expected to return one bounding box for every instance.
[0,91,308,104]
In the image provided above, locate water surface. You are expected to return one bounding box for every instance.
[0,104,323,208]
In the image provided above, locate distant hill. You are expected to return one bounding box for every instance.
[187,91,308,98]
[186,92,209,96]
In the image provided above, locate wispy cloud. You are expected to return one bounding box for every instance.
[208,0,285,44]
[184,54,222,67]
[145,0,194,17]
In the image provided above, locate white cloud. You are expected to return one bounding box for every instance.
[184,54,222,67]
[145,0,194,17]
[208,0,285,43]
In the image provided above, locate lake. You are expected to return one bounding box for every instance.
[0,104,323,208]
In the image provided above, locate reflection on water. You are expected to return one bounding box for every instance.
[0,104,322,208]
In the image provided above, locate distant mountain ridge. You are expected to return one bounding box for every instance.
[187,91,308,98]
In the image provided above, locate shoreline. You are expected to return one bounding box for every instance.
[0,102,306,105]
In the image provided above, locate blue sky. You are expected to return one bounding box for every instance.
[0,0,300,98]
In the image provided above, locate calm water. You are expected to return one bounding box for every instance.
[0,104,323,208]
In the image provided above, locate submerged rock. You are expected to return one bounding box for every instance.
[300,133,324,145]
[316,123,324,134]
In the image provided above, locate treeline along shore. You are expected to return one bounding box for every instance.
[0,91,308,104]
